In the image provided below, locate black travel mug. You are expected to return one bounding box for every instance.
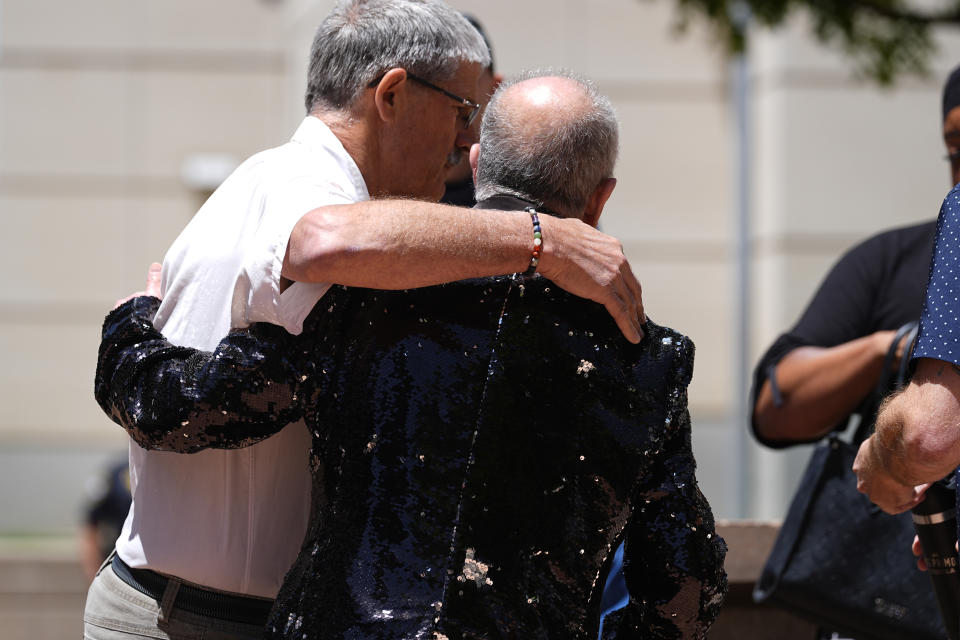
[913,476,960,640]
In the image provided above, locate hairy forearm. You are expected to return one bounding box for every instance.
[283,200,531,288]
[872,360,960,485]
[284,199,645,343]
[870,396,915,486]
[754,332,892,442]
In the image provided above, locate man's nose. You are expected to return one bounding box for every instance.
[456,125,478,151]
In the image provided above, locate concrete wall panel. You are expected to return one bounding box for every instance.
[0,69,284,178]
[1,0,283,52]
[0,323,114,441]
[0,194,197,305]
[605,96,731,243]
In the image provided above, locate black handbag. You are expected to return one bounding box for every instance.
[753,322,949,640]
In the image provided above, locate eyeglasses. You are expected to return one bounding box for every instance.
[406,74,481,129]
[369,72,481,130]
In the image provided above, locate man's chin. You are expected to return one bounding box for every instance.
[407,185,445,203]
[444,152,469,179]
[372,186,442,203]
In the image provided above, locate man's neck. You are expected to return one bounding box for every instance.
[313,112,380,195]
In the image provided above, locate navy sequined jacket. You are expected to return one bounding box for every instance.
[96,276,727,639]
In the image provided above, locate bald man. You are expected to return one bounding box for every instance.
[97,73,726,639]
[468,73,616,225]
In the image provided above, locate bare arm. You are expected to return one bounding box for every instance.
[282,200,645,342]
[854,357,960,513]
[754,330,898,442]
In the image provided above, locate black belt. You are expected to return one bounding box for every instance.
[110,554,274,627]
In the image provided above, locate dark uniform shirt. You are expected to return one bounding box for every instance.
[751,221,936,448]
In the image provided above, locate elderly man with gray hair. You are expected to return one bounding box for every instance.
[471,72,619,226]
[83,2,646,639]
[96,71,725,640]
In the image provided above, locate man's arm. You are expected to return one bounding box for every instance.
[620,400,727,637]
[754,330,900,442]
[96,296,313,453]
[854,357,960,513]
[855,192,960,513]
[282,200,646,342]
[750,224,922,446]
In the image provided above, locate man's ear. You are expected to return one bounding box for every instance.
[469,144,480,182]
[583,178,616,228]
[372,68,409,123]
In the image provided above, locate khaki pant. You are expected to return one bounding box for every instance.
[82,557,267,640]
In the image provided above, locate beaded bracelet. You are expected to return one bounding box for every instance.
[523,207,542,277]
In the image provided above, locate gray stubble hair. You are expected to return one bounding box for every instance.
[475,71,619,215]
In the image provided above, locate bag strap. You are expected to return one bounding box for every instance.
[895,322,919,388]
[853,320,919,444]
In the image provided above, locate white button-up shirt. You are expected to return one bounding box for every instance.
[115,117,369,598]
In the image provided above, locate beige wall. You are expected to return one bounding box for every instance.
[2,0,959,533]
[0,0,290,447]
[0,0,291,534]
[748,16,960,516]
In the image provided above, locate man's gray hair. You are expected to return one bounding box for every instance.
[475,71,619,214]
[305,0,490,113]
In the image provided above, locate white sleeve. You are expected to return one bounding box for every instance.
[241,176,356,334]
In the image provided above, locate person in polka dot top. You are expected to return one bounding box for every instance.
[854,66,960,515]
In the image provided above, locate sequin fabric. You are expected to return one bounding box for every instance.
[96,277,727,639]
[96,295,313,452]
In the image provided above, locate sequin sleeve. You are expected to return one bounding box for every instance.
[614,335,728,639]
[95,296,312,453]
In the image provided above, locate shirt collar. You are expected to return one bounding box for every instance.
[291,116,370,202]
[475,194,560,217]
